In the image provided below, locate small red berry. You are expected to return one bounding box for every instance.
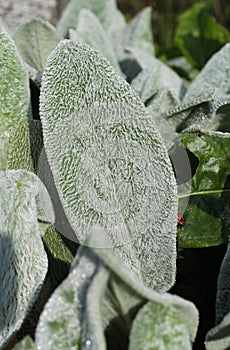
[177,214,185,226]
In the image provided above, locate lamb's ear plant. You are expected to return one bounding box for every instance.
[13,18,61,73]
[0,25,30,169]
[0,170,53,349]
[69,9,121,73]
[1,1,230,348]
[39,39,178,292]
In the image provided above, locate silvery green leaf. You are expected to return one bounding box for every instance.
[215,243,230,325]
[93,243,199,342]
[183,43,230,103]
[40,40,177,292]
[14,18,61,72]
[102,273,145,348]
[0,170,49,349]
[71,9,120,72]
[129,301,192,350]
[205,313,230,350]
[6,119,43,173]
[147,91,179,149]
[12,337,37,350]
[121,7,154,58]
[167,92,230,133]
[0,25,30,169]
[166,91,217,131]
[35,247,108,350]
[57,0,120,37]
[130,48,185,103]
[37,148,77,243]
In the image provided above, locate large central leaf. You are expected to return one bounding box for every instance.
[40,40,177,292]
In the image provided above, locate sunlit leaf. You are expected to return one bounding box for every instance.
[40,39,177,292]
[0,170,50,349]
[0,25,30,169]
[129,302,192,350]
[35,247,108,350]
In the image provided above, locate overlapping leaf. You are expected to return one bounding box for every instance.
[35,247,108,350]
[117,7,154,59]
[70,9,120,72]
[14,18,61,72]
[183,43,230,103]
[205,313,230,350]
[0,170,51,349]
[57,0,123,37]
[0,25,30,169]
[93,242,199,342]
[130,48,185,103]
[40,39,177,292]
[129,302,192,350]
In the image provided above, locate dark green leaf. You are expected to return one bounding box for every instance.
[177,131,230,248]
[175,2,230,70]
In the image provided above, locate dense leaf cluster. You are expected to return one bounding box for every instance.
[0,0,229,349]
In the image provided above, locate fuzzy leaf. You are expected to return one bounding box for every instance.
[129,302,192,350]
[205,313,230,350]
[93,244,199,342]
[0,25,30,169]
[35,247,108,350]
[168,92,230,133]
[14,18,61,72]
[6,119,43,172]
[40,40,177,292]
[183,43,230,103]
[177,131,230,248]
[71,9,120,72]
[0,170,50,349]
[175,2,230,70]
[57,0,121,37]
[12,337,37,350]
[119,7,154,58]
[130,48,185,103]
[102,273,145,349]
